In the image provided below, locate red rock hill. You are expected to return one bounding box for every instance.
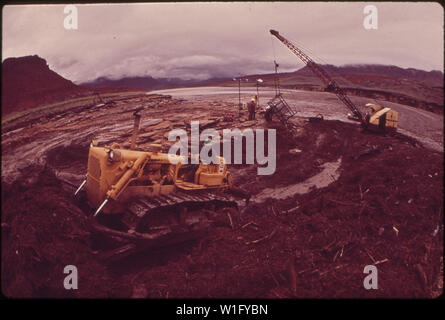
[2,55,87,117]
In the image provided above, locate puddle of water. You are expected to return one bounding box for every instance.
[148,87,301,97]
[252,157,342,203]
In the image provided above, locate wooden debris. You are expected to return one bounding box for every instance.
[271,205,279,216]
[241,221,259,230]
[286,256,297,294]
[329,199,361,207]
[333,245,344,262]
[365,249,376,264]
[415,263,428,291]
[378,227,385,236]
[352,146,380,160]
[267,264,280,287]
[286,206,300,214]
[227,211,234,230]
[319,264,346,277]
[374,258,389,265]
[245,229,277,245]
[358,203,367,216]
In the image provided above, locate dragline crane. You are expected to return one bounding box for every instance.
[269,29,398,132]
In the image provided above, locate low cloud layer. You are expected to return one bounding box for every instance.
[2,2,443,83]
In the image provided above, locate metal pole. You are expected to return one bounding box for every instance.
[274,62,277,95]
[74,179,86,196]
[94,198,109,217]
[256,82,259,107]
[130,110,142,150]
[238,78,241,118]
[274,61,280,96]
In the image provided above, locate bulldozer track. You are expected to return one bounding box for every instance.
[128,190,237,215]
[90,190,239,261]
[127,190,238,232]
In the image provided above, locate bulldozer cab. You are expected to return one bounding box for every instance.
[174,156,231,190]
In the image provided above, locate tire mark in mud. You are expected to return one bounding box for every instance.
[252,157,342,203]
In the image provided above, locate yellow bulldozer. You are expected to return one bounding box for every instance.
[74,111,247,260]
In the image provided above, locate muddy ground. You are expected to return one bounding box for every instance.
[1,93,443,298]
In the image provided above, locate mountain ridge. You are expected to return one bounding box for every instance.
[80,63,443,90]
[2,55,443,117]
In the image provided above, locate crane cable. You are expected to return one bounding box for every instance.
[270,32,277,64]
[270,33,280,94]
[286,35,354,87]
[270,33,328,80]
[270,31,347,96]
[288,36,366,113]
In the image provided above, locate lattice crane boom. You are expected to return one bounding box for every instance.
[270,29,366,125]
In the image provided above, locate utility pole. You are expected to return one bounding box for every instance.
[233,77,242,118]
[256,78,263,107]
[130,107,143,150]
[238,78,241,116]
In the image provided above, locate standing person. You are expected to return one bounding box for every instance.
[247,98,256,120]
[254,95,259,107]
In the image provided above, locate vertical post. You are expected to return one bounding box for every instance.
[130,109,142,150]
[273,62,277,95]
[256,78,263,107]
[274,61,280,96]
[238,78,242,118]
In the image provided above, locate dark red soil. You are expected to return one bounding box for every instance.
[1,119,443,298]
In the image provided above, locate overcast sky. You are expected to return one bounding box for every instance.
[2,2,443,83]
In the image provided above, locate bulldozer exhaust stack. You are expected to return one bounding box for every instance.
[130,108,142,150]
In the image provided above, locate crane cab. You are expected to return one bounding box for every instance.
[365,103,398,132]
